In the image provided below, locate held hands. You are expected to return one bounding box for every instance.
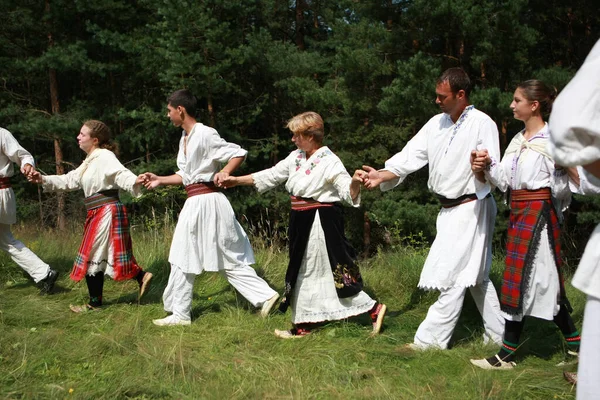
[360,165,383,189]
[22,164,42,184]
[470,149,490,173]
[213,171,229,188]
[26,170,43,184]
[216,174,239,189]
[139,172,161,190]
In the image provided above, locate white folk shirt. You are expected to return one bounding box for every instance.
[381,107,499,200]
[252,146,359,207]
[41,148,141,197]
[484,123,571,202]
[175,123,247,185]
[381,107,501,290]
[549,39,600,299]
[0,128,36,224]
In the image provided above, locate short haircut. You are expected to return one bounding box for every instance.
[167,89,198,117]
[437,67,472,97]
[286,112,324,144]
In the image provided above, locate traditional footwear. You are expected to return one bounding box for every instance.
[138,272,153,300]
[40,269,59,294]
[69,304,99,313]
[274,327,311,339]
[370,303,387,335]
[470,354,516,370]
[556,350,579,367]
[152,315,191,326]
[563,371,577,385]
[260,293,280,318]
[403,343,424,351]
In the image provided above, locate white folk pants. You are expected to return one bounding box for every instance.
[162,264,277,321]
[414,279,504,349]
[578,295,600,400]
[0,224,49,283]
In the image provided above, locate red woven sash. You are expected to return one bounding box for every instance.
[511,187,551,202]
[185,182,220,198]
[290,195,334,211]
[0,177,11,189]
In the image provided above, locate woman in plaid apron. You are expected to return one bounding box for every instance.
[30,120,152,312]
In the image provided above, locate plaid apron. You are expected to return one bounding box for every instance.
[501,190,565,314]
[70,200,141,282]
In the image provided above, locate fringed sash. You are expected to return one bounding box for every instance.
[279,200,363,313]
[185,182,220,198]
[84,189,119,210]
[0,177,11,189]
[501,187,569,314]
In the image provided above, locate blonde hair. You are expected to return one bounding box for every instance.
[286,112,324,144]
[83,120,118,154]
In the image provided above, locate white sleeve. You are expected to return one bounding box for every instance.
[329,160,359,207]
[207,130,248,163]
[479,118,505,193]
[42,168,83,192]
[380,125,429,192]
[103,152,142,197]
[252,152,294,193]
[1,128,35,167]
[549,39,600,166]
[573,166,600,195]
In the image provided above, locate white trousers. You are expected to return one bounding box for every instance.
[0,223,49,283]
[414,279,504,349]
[162,264,278,321]
[578,295,600,400]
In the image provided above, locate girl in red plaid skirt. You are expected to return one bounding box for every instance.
[29,120,152,312]
[470,80,581,369]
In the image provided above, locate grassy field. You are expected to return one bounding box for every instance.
[0,224,583,399]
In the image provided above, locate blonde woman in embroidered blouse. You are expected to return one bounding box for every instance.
[220,111,386,338]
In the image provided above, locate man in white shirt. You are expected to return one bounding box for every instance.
[362,68,504,349]
[0,127,58,293]
[142,89,279,326]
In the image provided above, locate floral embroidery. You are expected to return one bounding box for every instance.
[304,149,332,175]
[295,152,304,171]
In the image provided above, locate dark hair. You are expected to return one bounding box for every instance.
[84,120,118,154]
[437,67,472,97]
[517,79,558,117]
[167,89,198,118]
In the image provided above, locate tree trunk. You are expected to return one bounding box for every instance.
[295,0,306,50]
[46,0,66,230]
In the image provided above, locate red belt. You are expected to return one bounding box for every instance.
[511,187,551,202]
[0,177,11,189]
[185,182,220,198]
[290,195,334,211]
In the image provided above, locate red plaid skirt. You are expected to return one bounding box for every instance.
[501,195,563,314]
[70,202,141,282]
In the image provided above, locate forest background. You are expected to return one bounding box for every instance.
[1,0,599,264]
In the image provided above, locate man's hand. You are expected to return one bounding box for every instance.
[470,149,490,172]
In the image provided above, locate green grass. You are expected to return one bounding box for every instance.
[0,225,583,399]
